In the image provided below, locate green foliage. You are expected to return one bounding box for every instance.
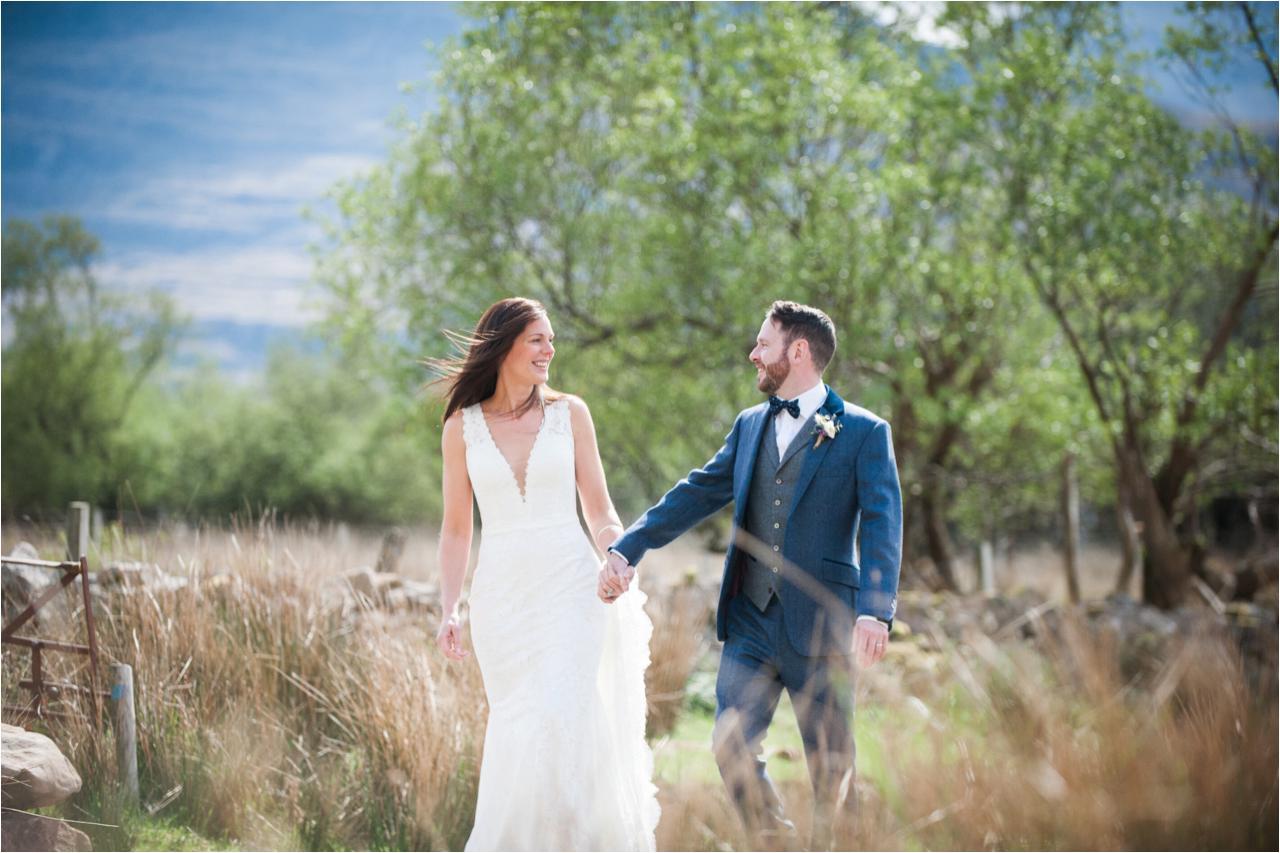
[122,350,441,524]
[1,215,181,515]
[314,2,1102,553]
[6,3,1273,551]
[942,1,1278,522]
[1,220,440,524]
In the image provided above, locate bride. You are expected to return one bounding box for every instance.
[430,297,661,851]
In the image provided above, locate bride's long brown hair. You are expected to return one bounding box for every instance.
[424,297,563,424]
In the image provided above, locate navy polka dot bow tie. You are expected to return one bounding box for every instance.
[768,396,801,419]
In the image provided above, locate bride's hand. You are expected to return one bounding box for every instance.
[436,612,470,660]
[597,564,619,604]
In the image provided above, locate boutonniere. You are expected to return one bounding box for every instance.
[813,411,842,448]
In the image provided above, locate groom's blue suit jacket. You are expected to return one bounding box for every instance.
[613,385,902,656]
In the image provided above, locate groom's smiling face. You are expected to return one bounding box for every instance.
[750,319,792,395]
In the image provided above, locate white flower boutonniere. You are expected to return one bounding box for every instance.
[813,411,842,448]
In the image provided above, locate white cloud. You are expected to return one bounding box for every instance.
[867,2,963,49]
[97,243,320,327]
[101,153,378,234]
[867,1,1019,49]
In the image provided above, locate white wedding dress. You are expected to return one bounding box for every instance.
[461,398,660,851]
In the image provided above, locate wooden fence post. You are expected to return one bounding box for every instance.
[67,502,91,561]
[375,527,407,574]
[979,539,995,596]
[111,663,139,804]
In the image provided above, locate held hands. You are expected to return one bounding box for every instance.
[436,610,470,661]
[853,618,889,669]
[597,550,635,604]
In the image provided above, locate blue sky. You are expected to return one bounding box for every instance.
[2,2,1276,378]
[3,1,468,377]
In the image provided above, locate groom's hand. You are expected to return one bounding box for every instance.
[600,550,634,601]
[853,618,889,669]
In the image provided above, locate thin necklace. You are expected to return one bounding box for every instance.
[482,397,545,421]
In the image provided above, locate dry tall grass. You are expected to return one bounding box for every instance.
[844,615,1278,851]
[646,575,715,738]
[4,517,485,850]
[3,519,1275,851]
[653,612,1277,851]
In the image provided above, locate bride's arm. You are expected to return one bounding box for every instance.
[567,396,625,554]
[436,412,473,660]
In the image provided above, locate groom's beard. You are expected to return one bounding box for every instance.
[756,355,791,395]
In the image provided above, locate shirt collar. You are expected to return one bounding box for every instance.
[791,381,828,422]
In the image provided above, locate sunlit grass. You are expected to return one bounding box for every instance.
[3,519,1275,851]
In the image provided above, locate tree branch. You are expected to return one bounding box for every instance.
[1239,1,1279,92]
[1155,220,1278,507]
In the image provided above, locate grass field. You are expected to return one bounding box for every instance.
[2,519,1275,851]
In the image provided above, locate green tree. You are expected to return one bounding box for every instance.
[942,2,1278,606]
[123,350,440,524]
[1,216,181,515]
[318,2,1086,586]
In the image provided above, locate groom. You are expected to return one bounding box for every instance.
[601,300,902,846]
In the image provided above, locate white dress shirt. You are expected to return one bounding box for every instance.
[773,381,829,459]
[771,381,887,631]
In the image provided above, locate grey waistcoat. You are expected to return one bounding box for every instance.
[740,411,817,611]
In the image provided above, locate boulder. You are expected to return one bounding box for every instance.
[2,545,77,634]
[0,810,92,852]
[391,580,441,614]
[1,723,82,809]
[6,542,40,562]
[95,561,156,587]
[96,561,188,593]
[342,567,402,605]
[893,589,1047,644]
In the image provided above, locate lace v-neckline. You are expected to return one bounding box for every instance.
[476,402,551,503]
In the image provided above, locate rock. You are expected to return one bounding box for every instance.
[96,561,188,593]
[2,548,77,634]
[8,542,40,561]
[1222,601,1279,689]
[96,561,156,587]
[0,809,92,851]
[1,723,82,808]
[893,589,1048,644]
[342,568,402,605]
[395,579,441,613]
[893,644,942,695]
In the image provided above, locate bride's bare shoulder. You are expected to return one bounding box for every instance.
[555,393,588,416]
[442,408,468,444]
[557,394,599,438]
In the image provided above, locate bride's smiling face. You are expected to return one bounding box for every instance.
[500,315,556,386]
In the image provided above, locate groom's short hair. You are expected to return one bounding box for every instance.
[767,301,837,372]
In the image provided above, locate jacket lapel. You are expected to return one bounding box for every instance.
[734,406,770,513]
[787,385,845,518]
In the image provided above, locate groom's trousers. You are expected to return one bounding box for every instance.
[713,592,856,846]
